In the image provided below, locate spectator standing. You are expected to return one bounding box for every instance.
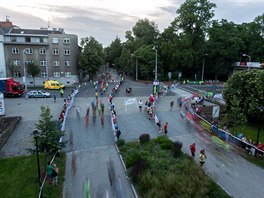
[199,149,206,167]
[53,94,56,102]
[163,122,168,136]
[115,127,121,140]
[189,143,196,159]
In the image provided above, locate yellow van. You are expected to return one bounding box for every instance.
[44,80,65,90]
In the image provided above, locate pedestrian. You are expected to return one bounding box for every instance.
[199,149,206,167]
[100,102,105,115]
[60,88,64,97]
[170,99,174,110]
[115,126,121,140]
[163,122,168,136]
[53,94,56,102]
[154,115,162,132]
[138,100,143,112]
[190,143,196,159]
[51,163,59,186]
[76,106,81,119]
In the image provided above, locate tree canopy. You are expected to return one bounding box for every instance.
[222,70,264,122]
[80,36,104,79]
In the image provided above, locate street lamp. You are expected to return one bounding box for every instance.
[242,54,251,70]
[33,129,42,198]
[201,54,208,81]
[256,106,264,146]
[22,48,29,99]
[152,46,158,80]
[131,54,138,81]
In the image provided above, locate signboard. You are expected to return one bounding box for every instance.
[0,92,5,116]
[212,106,220,118]
[153,80,159,94]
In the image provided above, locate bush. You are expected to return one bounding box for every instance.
[116,139,125,147]
[130,159,147,182]
[139,133,150,144]
[155,136,173,150]
[171,141,183,158]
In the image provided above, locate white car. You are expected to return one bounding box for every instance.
[28,90,51,98]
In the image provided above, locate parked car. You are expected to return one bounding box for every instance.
[28,90,51,98]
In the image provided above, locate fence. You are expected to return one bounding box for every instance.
[37,88,79,198]
[196,113,264,157]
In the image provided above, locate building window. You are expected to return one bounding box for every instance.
[53,60,60,66]
[40,37,48,43]
[40,60,47,66]
[10,37,17,42]
[63,38,70,44]
[64,49,70,55]
[52,38,59,44]
[52,48,59,55]
[41,72,47,77]
[64,60,71,66]
[31,37,40,43]
[39,48,46,54]
[65,72,71,77]
[54,72,60,77]
[14,71,21,77]
[13,60,20,66]
[26,60,34,65]
[25,48,33,54]
[25,37,31,42]
[12,47,19,54]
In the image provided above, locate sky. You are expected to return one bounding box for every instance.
[0,0,263,47]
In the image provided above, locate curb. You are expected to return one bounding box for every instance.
[114,144,138,198]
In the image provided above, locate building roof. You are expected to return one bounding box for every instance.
[9,28,63,35]
[0,21,17,34]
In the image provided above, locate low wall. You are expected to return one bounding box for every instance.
[0,116,22,150]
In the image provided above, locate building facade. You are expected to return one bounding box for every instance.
[1,20,80,87]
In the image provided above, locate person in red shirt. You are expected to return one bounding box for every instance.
[163,122,168,135]
[190,143,196,159]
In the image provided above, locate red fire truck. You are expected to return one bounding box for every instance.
[0,78,24,97]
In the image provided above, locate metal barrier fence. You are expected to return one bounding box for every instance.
[196,113,264,157]
[37,88,79,198]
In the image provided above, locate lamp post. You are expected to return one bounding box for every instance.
[201,54,208,81]
[33,129,42,198]
[23,48,28,99]
[131,54,138,81]
[152,46,158,80]
[256,106,264,146]
[242,54,251,70]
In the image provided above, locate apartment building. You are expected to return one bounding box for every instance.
[0,19,80,86]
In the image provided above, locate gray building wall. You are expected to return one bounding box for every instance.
[4,28,79,87]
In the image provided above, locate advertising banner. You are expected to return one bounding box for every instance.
[0,92,5,116]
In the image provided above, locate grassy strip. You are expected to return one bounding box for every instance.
[0,153,65,198]
[118,136,231,198]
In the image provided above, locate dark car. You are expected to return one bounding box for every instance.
[28,90,51,98]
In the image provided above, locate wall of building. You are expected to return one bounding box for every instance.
[0,35,7,77]
[4,30,80,86]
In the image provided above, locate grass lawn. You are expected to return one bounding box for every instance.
[118,136,231,198]
[0,153,65,198]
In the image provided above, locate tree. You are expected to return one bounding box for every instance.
[206,19,245,79]
[26,62,40,87]
[222,70,264,122]
[80,36,104,79]
[223,95,247,131]
[132,18,159,46]
[172,0,216,73]
[105,37,123,68]
[34,106,65,160]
